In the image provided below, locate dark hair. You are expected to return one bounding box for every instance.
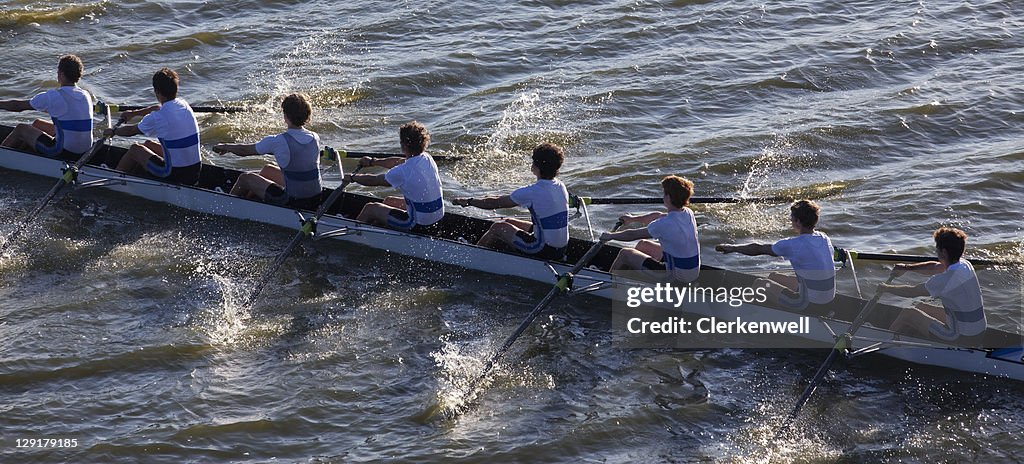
[152,68,179,100]
[532,143,564,179]
[282,93,311,126]
[399,121,430,155]
[790,199,820,229]
[933,227,967,262]
[662,176,693,208]
[58,55,83,83]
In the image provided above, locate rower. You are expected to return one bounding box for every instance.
[212,94,322,210]
[716,200,836,310]
[879,227,987,343]
[599,176,700,282]
[104,68,201,186]
[346,121,444,231]
[453,143,569,261]
[0,55,93,159]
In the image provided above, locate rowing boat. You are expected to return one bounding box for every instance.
[1,124,1022,381]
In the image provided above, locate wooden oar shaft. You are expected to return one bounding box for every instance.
[787,271,898,421]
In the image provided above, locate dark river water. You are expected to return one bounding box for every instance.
[1,0,1023,462]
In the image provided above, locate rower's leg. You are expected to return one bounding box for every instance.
[356,202,397,226]
[1,123,45,152]
[258,165,285,185]
[767,272,799,292]
[116,143,157,176]
[142,140,164,155]
[610,248,653,271]
[31,119,55,136]
[889,304,945,338]
[383,196,406,209]
[635,239,662,258]
[230,172,274,199]
[503,217,534,232]
[477,221,523,249]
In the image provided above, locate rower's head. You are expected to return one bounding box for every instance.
[789,199,820,232]
[661,175,693,209]
[282,93,312,128]
[933,226,967,264]
[57,55,83,86]
[531,143,564,180]
[152,68,179,103]
[399,121,430,157]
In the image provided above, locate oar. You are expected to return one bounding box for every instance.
[834,246,1021,267]
[568,195,796,206]
[1,107,120,253]
[242,163,363,309]
[783,269,899,427]
[96,103,245,114]
[416,221,622,422]
[320,147,463,163]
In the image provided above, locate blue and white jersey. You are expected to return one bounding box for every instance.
[255,128,322,199]
[510,178,570,249]
[647,208,700,282]
[137,98,201,173]
[771,231,836,304]
[384,153,444,226]
[30,86,94,155]
[925,259,987,340]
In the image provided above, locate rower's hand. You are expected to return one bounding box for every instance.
[618,214,636,224]
[599,232,614,242]
[716,244,734,254]
[452,197,472,207]
[892,264,910,276]
[358,157,374,168]
[119,109,137,122]
[877,283,895,294]
[103,128,116,138]
[212,144,229,154]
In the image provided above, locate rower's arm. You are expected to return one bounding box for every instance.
[359,157,405,169]
[619,211,665,227]
[716,243,777,257]
[118,105,160,122]
[0,100,33,112]
[894,261,945,276]
[601,227,652,242]
[212,143,259,156]
[348,173,391,187]
[880,282,929,298]
[452,195,516,210]
[108,125,142,137]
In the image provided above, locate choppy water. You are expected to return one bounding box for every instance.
[1,0,1023,462]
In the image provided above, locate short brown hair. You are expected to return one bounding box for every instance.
[933,227,967,262]
[58,55,83,83]
[152,68,179,100]
[790,199,820,229]
[282,93,311,126]
[662,176,694,208]
[532,143,564,179]
[399,121,430,155]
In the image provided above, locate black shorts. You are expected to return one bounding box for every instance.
[512,230,567,261]
[146,158,201,186]
[642,258,666,270]
[265,191,321,211]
